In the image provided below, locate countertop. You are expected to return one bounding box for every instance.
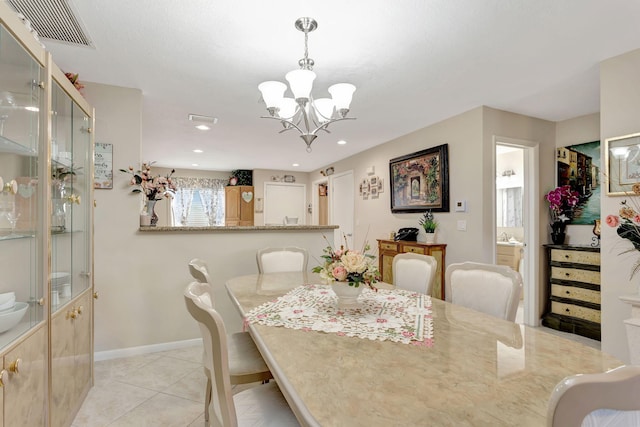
[138,225,339,232]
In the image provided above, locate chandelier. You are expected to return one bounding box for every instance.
[258,17,356,152]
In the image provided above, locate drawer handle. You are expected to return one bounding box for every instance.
[565,291,570,295]
[565,308,571,312]
[565,255,570,259]
[565,273,570,276]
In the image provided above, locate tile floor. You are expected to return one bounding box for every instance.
[73,305,599,426]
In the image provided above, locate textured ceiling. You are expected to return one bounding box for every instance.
[41,0,640,172]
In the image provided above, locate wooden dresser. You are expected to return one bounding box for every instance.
[542,244,601,341]
[377,239,447,299]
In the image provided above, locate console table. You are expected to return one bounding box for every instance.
[541,244,601,341]
[377,239,447,299]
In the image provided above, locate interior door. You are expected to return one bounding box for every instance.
[329,171,354,249]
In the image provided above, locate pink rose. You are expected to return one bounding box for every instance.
[606,215,619,228]
[332,265,348,281]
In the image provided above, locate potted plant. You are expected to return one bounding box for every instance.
[419,210,438,243]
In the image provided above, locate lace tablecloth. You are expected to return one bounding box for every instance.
[245,284,433,345]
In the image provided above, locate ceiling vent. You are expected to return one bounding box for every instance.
[7,0,94,47]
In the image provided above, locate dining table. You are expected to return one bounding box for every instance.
[225,271,623,427]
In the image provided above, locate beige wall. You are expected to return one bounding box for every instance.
[600,48,640,362]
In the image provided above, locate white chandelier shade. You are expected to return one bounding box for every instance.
[258,17,356,152]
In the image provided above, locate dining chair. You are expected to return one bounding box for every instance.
[444,261,522,322]
[256,247,308,273]
[188,258,212,284]
[547,365,640,427]
[184,282,299,427]
[392,253,437,295]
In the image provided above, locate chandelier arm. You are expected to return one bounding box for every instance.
[260,115,307,135]
[310,117,356,135]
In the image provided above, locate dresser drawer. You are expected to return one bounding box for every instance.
[497,254,514,265]
[551,284,600,304]
[401,245,425,255]
[550,249,600,266]
[551,301,601,323]
[551,266,600,285]
[380,242,399,251]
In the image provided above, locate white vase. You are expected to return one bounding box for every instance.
[425,231,436,244]
[331,282,364,308]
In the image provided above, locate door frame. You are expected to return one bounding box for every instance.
[493,136,540,326]
[311,177,328,225]
[329,170,355,249]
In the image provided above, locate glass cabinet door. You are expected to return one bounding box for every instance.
[50,80,91,312]
[0,23,44,349]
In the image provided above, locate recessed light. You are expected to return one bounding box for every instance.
[292,163,299,167]
[193,149,203,153]
[337,140,347,145]
[25,106,39,112]
[192,163,199,167]
[195,125,210,131]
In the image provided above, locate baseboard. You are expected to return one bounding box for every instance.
[94,338,203,362]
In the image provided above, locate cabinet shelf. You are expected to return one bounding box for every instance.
[0,134,37,156]
[0,231,35,241]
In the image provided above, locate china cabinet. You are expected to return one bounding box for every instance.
[0,3,94,426]
[377,239,447,299]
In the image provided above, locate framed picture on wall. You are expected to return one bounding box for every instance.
[94,142,113,189]
[389,144,449,213]
[605,132,640,196]
[556,140,600,224]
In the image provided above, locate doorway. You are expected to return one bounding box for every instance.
[329,171,355,249]
[494,137,539,326]
[311,178,329,226]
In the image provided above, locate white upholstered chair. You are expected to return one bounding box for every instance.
[189,258,212,284]
[548,365,640,427]
[445,261,522,322]
[184,282,299,427]
[256,247,308,274]
[392,253,437,295]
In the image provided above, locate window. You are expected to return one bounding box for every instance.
[170,177,226,226]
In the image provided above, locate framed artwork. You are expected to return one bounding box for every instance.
[605,132,640,196]
[359,179,370,197]
[556,140,600,224]
[389,144,449,213]
[94,142,113,189]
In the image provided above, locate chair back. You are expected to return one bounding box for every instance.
[392,253,437,295]
[184,281,237,426]
[257,247,308,273]
[189,258,212,284]
[548,365,640,427]
[445,261,522,321]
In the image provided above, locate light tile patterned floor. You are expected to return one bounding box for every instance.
[74,317,600,426]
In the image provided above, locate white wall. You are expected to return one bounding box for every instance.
[600,48,640,362]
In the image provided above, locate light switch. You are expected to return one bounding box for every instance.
[457,220,467,231]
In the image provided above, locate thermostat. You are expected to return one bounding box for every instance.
[455,200,466,212]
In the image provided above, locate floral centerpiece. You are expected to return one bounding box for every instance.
[312,235,380,289]
[120,162,176,226]
[606,183,640,279]
[545,185,579,244]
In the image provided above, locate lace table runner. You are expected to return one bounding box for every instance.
[245,284,433,345]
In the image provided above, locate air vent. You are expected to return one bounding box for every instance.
[7,0,94,47]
